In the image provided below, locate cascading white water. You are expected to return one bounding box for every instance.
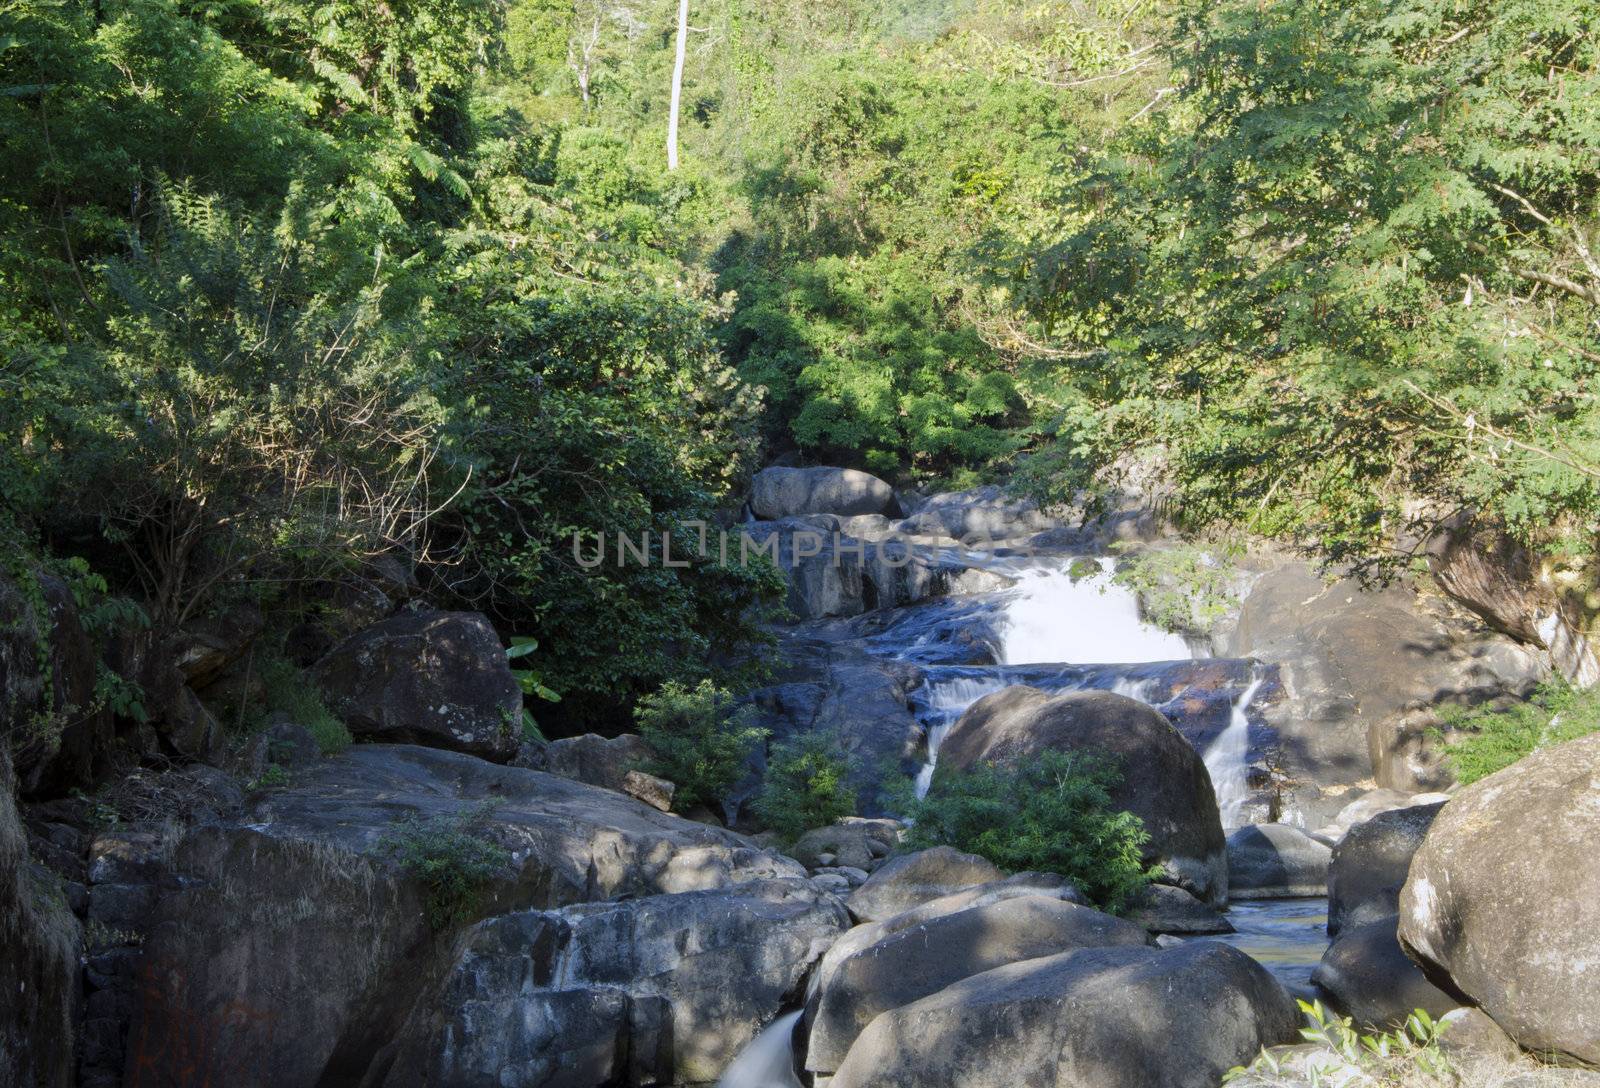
[715,1011,802,1088]
[1203,671,1264,831]
[998,559,1194,665]
[913,675,1010,798]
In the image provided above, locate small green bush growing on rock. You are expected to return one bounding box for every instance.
[1436,679,1600,785]
[381,803,512,930]
[1110,544,1241,637]
[258,658,352,755]
[635,679,768,814]
[750,732,857,842]
[895,750,1155,911]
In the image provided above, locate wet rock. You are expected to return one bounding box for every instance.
[939,687,1227,904]
[1400,732,1600,1065]
[1312,919,1455,1030]
[381,879,849,1088]
[828,942,1300,1088]
[750,466,899,520]
[845,846,1004,922]
[1227,824,1331,899]
[314,610,522,760]
[808,897,1153,1074]
[1327,802,1444,936]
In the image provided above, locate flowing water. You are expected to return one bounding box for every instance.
[715,1011,802,1088]
[1202,670,1266,832]
[1195,898,1331,991]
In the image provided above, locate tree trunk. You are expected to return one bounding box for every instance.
[667,0,688,170]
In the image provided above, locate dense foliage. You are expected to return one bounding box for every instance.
[749,731,857,841]
[897,750,1155,910]
[1436,679,1600,784]
[633,679,767,811]
[381,803,513,928]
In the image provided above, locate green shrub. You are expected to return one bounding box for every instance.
[751,732,858,842]
[634,680,768,814]
[1110,544,1241,637]
[1225,1001,1451,1086]
[895,750,1155,911]
[258,657,352,755]
[380,803,512,930]
[1436,679,1600,785]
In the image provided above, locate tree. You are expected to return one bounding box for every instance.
[667,0,690,169]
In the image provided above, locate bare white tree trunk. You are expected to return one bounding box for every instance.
[667,0,689,170]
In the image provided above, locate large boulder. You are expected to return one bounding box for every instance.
[938,687,1227,904]
[381,879,849,1087]
[845,846,1004,922]
[750,467,897,521]
[1126,883,1233,936]
[1312,919,1456,1030]
[542,732,651,793]
[1327,802,1444,936]
[895,486,1056,543]
[122,745,808,1088]
[828,942,1300,1088]
[789,818,900,871]
[1312,788,1450,844]
[1399,732,1600,1064]
[1221,561,1545,795]
[0,752,80,1088]
[1227,824,1331,899]
[314,610,522,760]
[808,897,1152,1074]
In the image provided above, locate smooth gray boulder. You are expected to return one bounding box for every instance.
[894,486,1055,542]
[314,610,522,760]
[1126,883,1234,935]
[1228,823,1331,899]
[542,732,651,792]
[750,467,897,520]
[828,942,1300,1088]
[123,745,808,1088]
[939,687,1227,904]
[382,879,850,1087]
[790,819,900,871]
[1400,732,1600,1065]
[1327,802,1444,936]
[1312,919,1455,1030]
[807,897,1152,1073]
[845,846,1004,922]
[1313,789,1450,844]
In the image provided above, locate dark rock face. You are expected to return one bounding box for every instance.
[0,752,81,1088]
[1221,562,1546,793]
[121,746,808,1088]
[1327,802,1444,936]
[845,846,1005,923]
[1227,824,1331,899]
[1400,733,1600,1065]
[381,879,849,1087]
[807,897,1153,1074]
[314,611,522,760]
[828,942,1300,1088]
[1312,919,1456,1030]
[939,687,1227,904]
[750,466,898,520]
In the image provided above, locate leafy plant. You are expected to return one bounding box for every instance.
[750,731,858,841]
[506,637,560,743]
[380,803,512,930]
[256,657,352,756]
[1225,1001,1452,1086]
[1111,544,1242,637]
[634,679,768,814]
[894,749,1156,911]
[1435,679,1600,785]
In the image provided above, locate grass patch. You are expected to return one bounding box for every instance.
[1435,679,1600,785]
[380,802,512,929]
[256,656,352,754]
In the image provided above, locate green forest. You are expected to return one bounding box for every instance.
[4,0,1599,722]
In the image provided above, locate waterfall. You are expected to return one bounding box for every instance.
[997,559,1194,665]
[715,1011,802,1088]
[1203,670,1265,831]
[913,675,1011,798]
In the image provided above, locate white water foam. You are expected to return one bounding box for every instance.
[913,675,1011,798]
[716,1011,802,1088]
[997,559,1193,666]
[1203,670,1265,831]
